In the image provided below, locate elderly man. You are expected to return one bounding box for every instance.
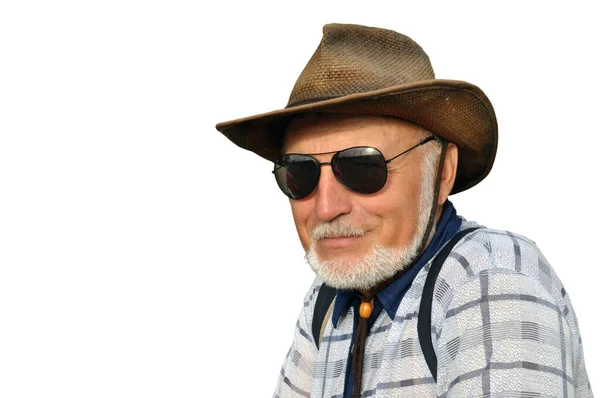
[216,24,592,397]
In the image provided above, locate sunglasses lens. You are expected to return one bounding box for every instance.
[333,147,387,194]
[274,155,320,199]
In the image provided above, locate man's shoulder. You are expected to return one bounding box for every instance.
[301,276,327,312]
[451,225,546,274]
[455,224,538,256]
[436,224,564,307]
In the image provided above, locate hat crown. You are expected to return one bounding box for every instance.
[287,24,435,108]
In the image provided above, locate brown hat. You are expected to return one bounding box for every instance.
[215,23,498,194]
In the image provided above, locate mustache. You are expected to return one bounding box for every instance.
[311,220,367,240]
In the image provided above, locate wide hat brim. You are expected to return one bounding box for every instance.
[216,78,497,195]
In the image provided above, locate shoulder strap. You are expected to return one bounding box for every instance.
[418,227,480,382]
[312,283,337,349]
[318,296,336,348]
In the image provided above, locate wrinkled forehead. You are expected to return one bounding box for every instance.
[283,114,430,155]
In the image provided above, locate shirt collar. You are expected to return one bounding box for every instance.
[332,200,462,327]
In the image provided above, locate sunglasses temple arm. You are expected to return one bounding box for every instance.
[385,136,437,164]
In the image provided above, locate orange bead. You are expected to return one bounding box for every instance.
[359,301,373,318]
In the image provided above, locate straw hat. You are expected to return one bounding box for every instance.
[215,23,498,194]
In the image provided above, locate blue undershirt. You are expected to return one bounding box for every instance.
[331,200,463,397]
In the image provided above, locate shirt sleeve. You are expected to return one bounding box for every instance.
[435,268,593,397]
[273,278,321,398]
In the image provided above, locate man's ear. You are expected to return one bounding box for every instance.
[438,142,458,205]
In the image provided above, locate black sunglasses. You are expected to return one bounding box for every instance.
[273,136,436,199]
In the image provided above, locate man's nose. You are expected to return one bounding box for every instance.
[313,166,353,222]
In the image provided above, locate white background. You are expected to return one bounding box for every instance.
[1,1,598,396]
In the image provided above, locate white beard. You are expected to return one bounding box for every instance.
[305,148,438,291]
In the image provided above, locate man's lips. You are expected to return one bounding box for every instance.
[318,235,364,250]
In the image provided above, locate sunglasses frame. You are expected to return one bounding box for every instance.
[273,136,438,199]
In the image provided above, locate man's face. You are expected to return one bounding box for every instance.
[284,114,436,291]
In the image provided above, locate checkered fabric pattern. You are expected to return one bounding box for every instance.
[273,221,593,397]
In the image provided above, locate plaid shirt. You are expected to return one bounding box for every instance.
[274,221,593,397]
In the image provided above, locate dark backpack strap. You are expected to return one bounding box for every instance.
[312,283,337,349]
[418,227,481,382]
